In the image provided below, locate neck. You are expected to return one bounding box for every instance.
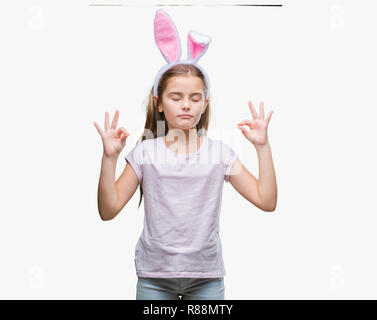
[166,127,200,145]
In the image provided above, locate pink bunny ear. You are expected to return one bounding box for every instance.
[187,30,212,62]
[154,9,181,63]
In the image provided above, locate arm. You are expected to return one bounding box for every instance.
[229,144,277,212]
[232,101,277,212]
[94,110,138,221]
[97,154,119,221]
[97,154,139,221]
[255,142,277,211]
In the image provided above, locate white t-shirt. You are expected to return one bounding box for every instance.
[125,135,238,278]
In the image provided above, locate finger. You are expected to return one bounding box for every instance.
[237,124,246,132]
[121,128,130,138]
[238,119,253,129]
[120,133,130,147]
[116,127,129,138]
[248,101,258,119]
[121,130,130,145]
[105,111,110,131]
[93,122,103,137]
[111,109,119,130]
[237,124,248,136]
[121,131,130,141]
[260,102,265,119]
[266,110,273,126]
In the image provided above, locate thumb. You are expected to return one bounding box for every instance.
[116,127,128,138]
[120,130,130,143]
[237,124,248,136]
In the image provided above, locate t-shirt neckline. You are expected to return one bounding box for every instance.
[159,135,208,158]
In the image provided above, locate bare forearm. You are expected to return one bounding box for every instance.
[255,142,277,211]
[97,154,119,220]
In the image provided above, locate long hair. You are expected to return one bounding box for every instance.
[134,63,211,208]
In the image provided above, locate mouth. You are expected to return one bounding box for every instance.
[179,115,193,119]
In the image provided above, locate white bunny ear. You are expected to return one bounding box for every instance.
[187,30,212,62]
[154,9,182,63]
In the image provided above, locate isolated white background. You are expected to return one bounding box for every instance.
[0,0,376,299]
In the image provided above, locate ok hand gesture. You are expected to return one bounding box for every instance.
[237,101,273,147]
[93,110,130,158]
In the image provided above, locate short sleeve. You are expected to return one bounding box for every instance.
[124,142,144,184]
[223,142,238,183]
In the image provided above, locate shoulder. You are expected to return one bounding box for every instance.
[131,136,158,150]
[204,137,238,168]
[125,137,156,160]
[206,137,236,154]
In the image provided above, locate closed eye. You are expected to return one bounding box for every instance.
[172,98,201,102]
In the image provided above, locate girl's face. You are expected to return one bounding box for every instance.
[154,75,208,132]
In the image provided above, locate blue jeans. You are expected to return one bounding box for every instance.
[136,277,225,300]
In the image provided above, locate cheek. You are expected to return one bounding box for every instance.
[194,101,205,112]
[164,100,179,109]
[161,106,176,120]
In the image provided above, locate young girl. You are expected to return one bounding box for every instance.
[93,10,277,300]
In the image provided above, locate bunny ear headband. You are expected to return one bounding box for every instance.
[153,9,212,100]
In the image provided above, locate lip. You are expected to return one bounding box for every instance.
[179,115,193,118]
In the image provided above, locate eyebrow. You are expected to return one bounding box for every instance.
[168,91,203,97]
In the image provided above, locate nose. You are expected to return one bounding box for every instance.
[182,98,191,109]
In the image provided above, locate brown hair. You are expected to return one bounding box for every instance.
[133,63,211,208]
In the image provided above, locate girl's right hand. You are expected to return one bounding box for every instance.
[93,110,130,158]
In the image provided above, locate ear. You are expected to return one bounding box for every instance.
[154,9,182,63]
[154,95,163,112]
[187,30,212,62]
[202,98,209,114]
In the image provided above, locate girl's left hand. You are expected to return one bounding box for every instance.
[237,101,273,147]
